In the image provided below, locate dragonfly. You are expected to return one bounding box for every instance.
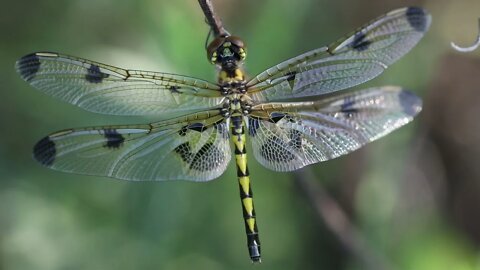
[16,7,430,263]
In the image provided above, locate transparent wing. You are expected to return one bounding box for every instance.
[33,111,231,181]
[247,7,431,102]
[16,52,224,116]
[247,86,421,171]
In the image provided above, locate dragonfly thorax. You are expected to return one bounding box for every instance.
[219,79,246,95]
[220,94,252,118]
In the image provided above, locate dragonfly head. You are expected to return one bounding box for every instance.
[207,35,246,70]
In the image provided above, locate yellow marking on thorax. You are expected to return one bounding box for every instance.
[219,68,245,84]
[234,69,245,81]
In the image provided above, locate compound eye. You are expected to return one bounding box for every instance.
[238,47,246,61]
[226,36,245,49]
[207,36,226,63]
[226,36,247,60]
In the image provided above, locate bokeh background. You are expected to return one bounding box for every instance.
[1,0,480,269]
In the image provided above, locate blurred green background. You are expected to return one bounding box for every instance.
[1,0,480,269]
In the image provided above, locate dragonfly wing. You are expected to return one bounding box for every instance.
[247,7,431,102]
[33,111,231,181]
[16,52,224,116]
[247,86,421,171]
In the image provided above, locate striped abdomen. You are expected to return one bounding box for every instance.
[230,115,261,263]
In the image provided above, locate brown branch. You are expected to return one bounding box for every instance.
[294,168,397,270]
[197,0,229,37]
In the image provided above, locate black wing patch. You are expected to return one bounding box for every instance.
[406,7,428,32]
[248,118,260,136]
[17,53,41,82]
[86,64,110,83]
[179,123,208,136]
[33,136,56,166]
[104,129,125,148]
[174,142,225,172]
[351,32,372,51]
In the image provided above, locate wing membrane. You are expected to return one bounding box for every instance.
[247,7,431,102]
[33,111,231,181]
[16,52,224,116]
[247,86,421,171]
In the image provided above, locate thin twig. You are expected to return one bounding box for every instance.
[451,18,480,52]
[294,168,397,270]
[197,0,229,37]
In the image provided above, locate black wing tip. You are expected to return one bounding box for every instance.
[16,53,41,82]
[405,7,431,32]
[33,136,56,166]
[399,90,422,116]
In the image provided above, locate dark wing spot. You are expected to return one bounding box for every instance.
[178,123,208,136]
[269,112,286,123]
[248,117,260,136]
[33,136,56,166]
[214,122,229,139]
[178,126,188,136]
[86,64,109,83]
[285,71,297,89]
[190,142,224,171]
[285,115,296,123]
[351,32,371,52]
[260,136,296,162]
[187,123,207,133]
[175,142,225,172]
[285,71,296,81]
[340,97,358,116]
[174,142,192,163]
[104,129,125,148]
[169,85,181,93]
[399,90,422,116]
[406,7,428,32]
[288,130,303,149]
[16,53,41,82]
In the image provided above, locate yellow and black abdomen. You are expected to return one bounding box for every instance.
[230,115,261,262]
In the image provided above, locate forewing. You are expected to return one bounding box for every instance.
[33,111,231,181]
[247,7,431,102]
[247,86,421,171]
[16,52,224,116]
